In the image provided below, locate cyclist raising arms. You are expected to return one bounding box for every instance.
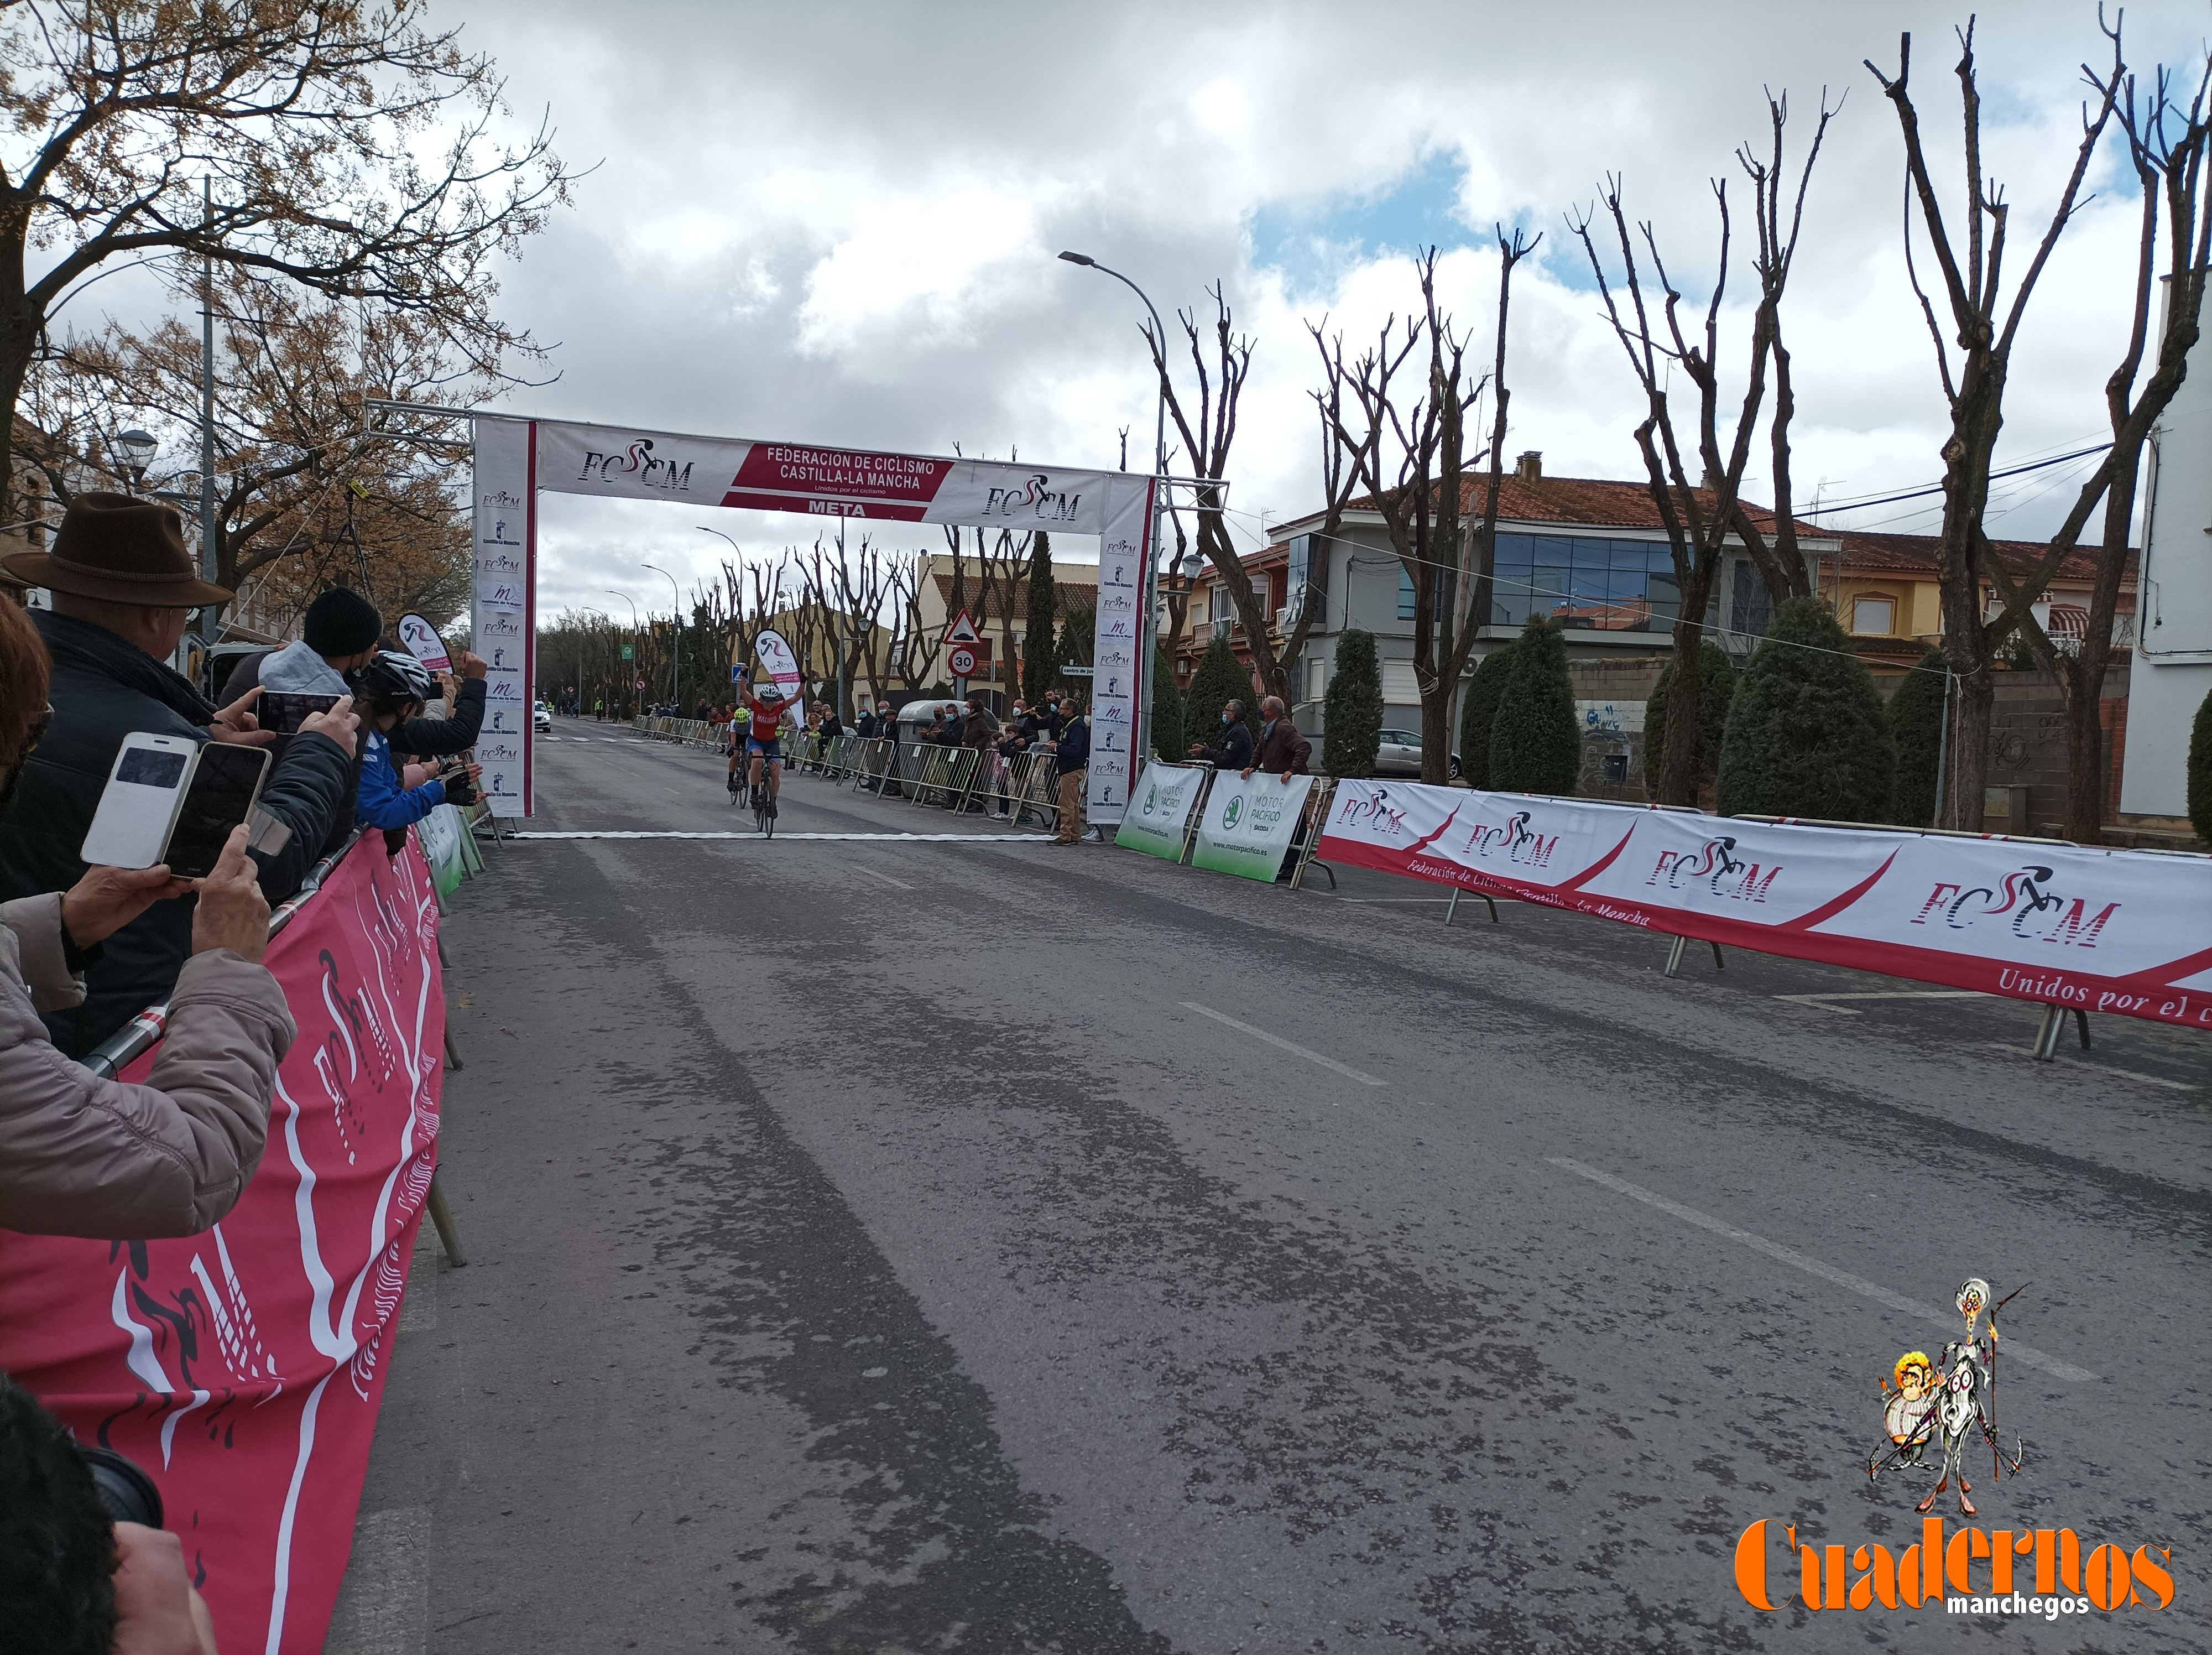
[742,679,797,815]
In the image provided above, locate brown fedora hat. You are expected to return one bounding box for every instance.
[1,491,231,606]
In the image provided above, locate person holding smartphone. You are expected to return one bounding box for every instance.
[0,493,358,1058]
[349,653,479,828]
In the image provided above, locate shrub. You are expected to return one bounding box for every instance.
[1322,628,1384,777]
[1185,631,1257,743]
[1457,642,1515,790]
[2190,680,2212,846]
[1150,649,1186,760]
[1886,647,1950,828]
[1642,639,1738,794]
[1716,596,1896,821]
[1489,619,1580,795]
[1021,532,1057,705]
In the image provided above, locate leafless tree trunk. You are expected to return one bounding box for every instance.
[1866,22,2121,829]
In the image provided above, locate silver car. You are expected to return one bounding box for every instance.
[1374,728,1462,780]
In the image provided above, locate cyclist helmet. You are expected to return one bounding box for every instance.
[759,683,785,700]
[349,649,435,714]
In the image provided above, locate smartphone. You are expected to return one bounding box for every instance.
[259,691,338,735]
[81,735,199,869]
[163,744,270,879]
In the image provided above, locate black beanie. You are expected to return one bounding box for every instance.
[303,587,383,655]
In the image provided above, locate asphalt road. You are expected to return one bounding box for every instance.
[327,717,2210,1654]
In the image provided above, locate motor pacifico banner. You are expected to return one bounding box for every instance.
[1116,761,1212,860]
[1316,778,2212,1030]
[1193,772,1314,883]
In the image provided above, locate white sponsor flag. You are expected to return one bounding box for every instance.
[754,628,805,727]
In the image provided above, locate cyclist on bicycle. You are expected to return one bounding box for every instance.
[743,680,796,813]
[726,684,753,794]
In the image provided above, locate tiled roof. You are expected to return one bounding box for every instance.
[1329,473,1830,538]
[929,569,1096,618]
[1838,530,2136,587]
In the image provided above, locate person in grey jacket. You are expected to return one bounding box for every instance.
[0,596,294,1239]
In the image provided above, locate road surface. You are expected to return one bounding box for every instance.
[328,717,2210,1653]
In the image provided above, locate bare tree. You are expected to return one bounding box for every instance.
[1312,238,1532,784]
[1569,90,1834,805]
[1149,284,1319,702]
[1865,21,2123,829]
[0,2,570,513]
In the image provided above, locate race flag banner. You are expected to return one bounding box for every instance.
[754,627,805,726]
[0,832,445,1654]
[395,612,451,674]
[1317,778,2212,1032]
[1116,762,1212,860]
[1193,772,1316,883]
[469,418,535,818]
[1083,482,1154,828]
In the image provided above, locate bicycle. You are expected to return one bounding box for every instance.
[751,777,776,839]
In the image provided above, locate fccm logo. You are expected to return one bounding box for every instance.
[982,472,1083,522]
[1464,809,1558,868]
[478,612,521,639]
[476,741,521,763]
[1646,835,1780,903]
[576,438,695,493]
[478,488,521,510]
[1334,787,1407,836]
[475,549,524,575]
[1909,865,2117,949]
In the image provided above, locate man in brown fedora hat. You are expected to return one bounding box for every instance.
[0,493,360,1057]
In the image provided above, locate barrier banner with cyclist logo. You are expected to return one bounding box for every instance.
[0,834,445,1654]
[1116,762,1212,860]
[1318,778,2212,1032]
[1192,772,1314,882]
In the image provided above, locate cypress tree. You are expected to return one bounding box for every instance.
[1489,619,1581,795]
[1322,628,1384,777]
[1185,632,1256,743]
[1886,647,1950,828]
[1642,639,1738,794]
[1150,649,1186,759]
[1021,532,1056,705]
[1457,642,1515,790]
[2189,681,2212,846]
[1716,596,1896,821]
[1053,605,1093,695]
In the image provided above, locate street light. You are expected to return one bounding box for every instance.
[112,429,158,488]
[641,561,683,712]
[1059,249,1169,765]
[606,590,639,716]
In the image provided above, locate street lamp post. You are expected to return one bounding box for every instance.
[1058,250,1168,769]
[642,562,683,714]
[697,526,743,694]
[606,590,639,716]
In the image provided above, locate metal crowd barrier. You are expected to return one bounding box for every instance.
[796,735,1063,830]
[629,715,721,749]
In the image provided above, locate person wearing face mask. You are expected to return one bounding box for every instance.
[1190,697,1255,771]
[0,493,358,1058]
[0,596,295,1240]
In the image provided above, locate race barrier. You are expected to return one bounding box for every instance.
[1115,760,1333,884]
[632,714,721,749]
[1316,777,2212,1035]
[0,831,449,1654]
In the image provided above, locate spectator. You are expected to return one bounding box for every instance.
[1052,696,1089,845]
[956,693,999,813]
[0,493,357,1058]
[216,586,383,704]
[351,653,477,829]
[1243,695,1312,783]
[855,704,879,740]
[940,701,964,747]
[1191,698,1255,771]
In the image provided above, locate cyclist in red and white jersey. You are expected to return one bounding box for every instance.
[743,680,796,812]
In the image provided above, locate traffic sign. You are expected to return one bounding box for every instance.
[942,609,982,646]
[947,644,978,678]
[620,644,634,660]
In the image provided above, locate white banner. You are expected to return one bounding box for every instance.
[1115,762,1212,860]
[1192,772,1316,883]
[397,612,451,674]
[1318,778,2212,1033]
[1086,481,1152,827]
[753,628,805,726]
[470,419,534,816]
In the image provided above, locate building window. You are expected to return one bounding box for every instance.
[1730,559,1772,644]
[1398,565,1416,621]
[1852,595,1896,636]
[1306,656,1328,702]
[1490,533,1680,632]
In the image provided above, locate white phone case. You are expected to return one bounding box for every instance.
[80,734,198,869]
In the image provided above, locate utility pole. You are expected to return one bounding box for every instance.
[197,176,219,657]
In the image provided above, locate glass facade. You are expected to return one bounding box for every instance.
[1490,533,1679,631]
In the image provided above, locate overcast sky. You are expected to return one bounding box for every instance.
[446,1,2205,620]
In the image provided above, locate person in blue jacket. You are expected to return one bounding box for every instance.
[349,653,480,828]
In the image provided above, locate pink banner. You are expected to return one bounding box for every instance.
[0,834,444,1653]
[1318,779,2212,1031]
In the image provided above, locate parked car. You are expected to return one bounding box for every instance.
[1374,728,1461,780]
[534,701,552,733]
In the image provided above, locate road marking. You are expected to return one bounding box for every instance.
[1547,1157,2096,1381]
[1969,1043,2197,1092]
[1180,1001,1385,1087]
[849,863,914,890]
[508,831,1050,842]
[1774,991,1994,1016]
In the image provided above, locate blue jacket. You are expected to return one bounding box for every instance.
[1053,715,1091,773]
[356,729,446,828]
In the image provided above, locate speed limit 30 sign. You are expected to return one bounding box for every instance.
[947,644,978,677]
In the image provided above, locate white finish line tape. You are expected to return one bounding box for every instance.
[1547,1157,2096,1381]
[507,831,1052,842]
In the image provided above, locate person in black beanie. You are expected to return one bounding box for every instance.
[218,586,384,703]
